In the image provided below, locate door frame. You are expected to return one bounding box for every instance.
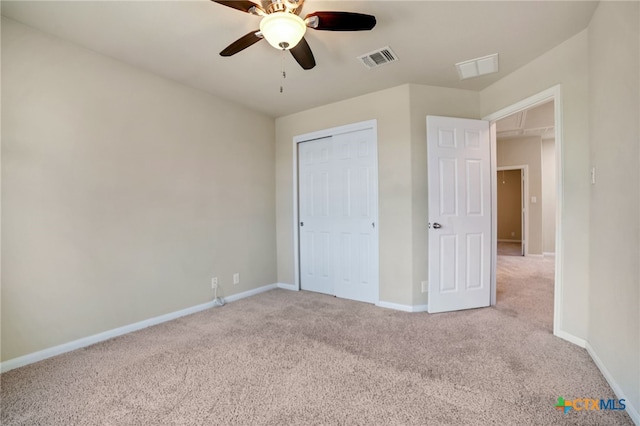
[292,119,379,298]
[483,85,563,338]
[496,165,528,256]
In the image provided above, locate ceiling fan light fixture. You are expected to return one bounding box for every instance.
[260,12,306,50]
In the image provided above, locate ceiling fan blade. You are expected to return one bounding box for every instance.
[220,30,262,56]
[212,1,262,14]
[290,37,316,70]
[305,11,376,31]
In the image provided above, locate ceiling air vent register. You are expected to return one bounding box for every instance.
[455,53,499,80]
[358,46,398,69]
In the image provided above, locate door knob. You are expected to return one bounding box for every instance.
[432,222,442,229]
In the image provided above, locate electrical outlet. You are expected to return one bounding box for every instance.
[233,273,240,285]
[211,277,218,289]
[421,280,428,293]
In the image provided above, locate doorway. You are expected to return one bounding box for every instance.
[497,166,526,256]
[484,86,560,335]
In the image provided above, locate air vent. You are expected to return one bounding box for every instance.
[455,53,499,80]
[358,46,398,69]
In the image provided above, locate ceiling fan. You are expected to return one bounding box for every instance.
[213,0,377,70]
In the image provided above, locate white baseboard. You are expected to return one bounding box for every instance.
[526,254,544,258]
[412,304,429,312]
[376,301,429,313]
[497,239,522,243]
[586,342,640,425]
[276,283,299,291]
[223,283,277,303]
[0,283,279,373]
[554,329,587,348]
[543,252,556,257]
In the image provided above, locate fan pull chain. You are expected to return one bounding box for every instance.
[280,49,287,93]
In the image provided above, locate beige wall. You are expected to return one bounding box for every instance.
[275,84,479,307]
[587,1,640,415]
[497,137,543,254]
[541,139,556,254]
[497,169,522,241]
[480,30,590,340]
[1,19,276,361]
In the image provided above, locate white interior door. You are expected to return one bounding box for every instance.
[427,116,491,313]
[298,127,378,304]
[298,137,334,295]
[333,129,378,303]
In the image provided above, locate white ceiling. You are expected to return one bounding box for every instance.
[1,1,599,118]
[497,101,555,140]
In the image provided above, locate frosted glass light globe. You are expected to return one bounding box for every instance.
[260,12,307,50]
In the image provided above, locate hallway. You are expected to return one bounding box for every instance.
[496,248,555,332]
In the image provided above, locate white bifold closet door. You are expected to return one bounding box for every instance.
[298,128,378,304]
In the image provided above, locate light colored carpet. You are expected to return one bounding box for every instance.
[1,257,633,425]
[496,252,554,332]
[497,241,523,256]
